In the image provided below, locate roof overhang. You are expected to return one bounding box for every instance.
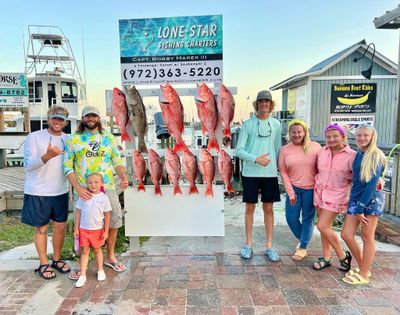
[374,6,400,29]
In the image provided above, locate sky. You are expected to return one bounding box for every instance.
[1,0,399,122]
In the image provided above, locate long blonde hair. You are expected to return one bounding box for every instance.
[357,126,386,182]
[287,120,311,153]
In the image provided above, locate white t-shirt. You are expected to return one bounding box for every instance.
[23,129,68,196]
[76,193,112,230]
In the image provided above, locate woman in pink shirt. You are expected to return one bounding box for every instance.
[278,120,321,260]
[313,124,356,271]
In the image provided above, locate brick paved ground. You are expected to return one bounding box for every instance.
[1,251,400,315]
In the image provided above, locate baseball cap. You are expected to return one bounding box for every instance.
[256,90,272,101]
[82,105,100,117]
[47,106,69,120]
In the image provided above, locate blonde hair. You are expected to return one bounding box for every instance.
[87,172,104,183]
[287,120,311,153]
[253,99,275,113]
[356,126,386,183]
[47,106,69,118]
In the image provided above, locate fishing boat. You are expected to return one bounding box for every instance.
[14,25,86,133]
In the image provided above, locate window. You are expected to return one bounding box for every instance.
[61,82,78,103]
[28,81,43,102]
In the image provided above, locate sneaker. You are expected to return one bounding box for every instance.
[75,275,86,288]
[240,245,253,259]
[97,270,106,281]
[265,248,280,262]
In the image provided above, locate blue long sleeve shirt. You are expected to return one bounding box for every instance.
[349,150,384,214]
[235,116,281,177]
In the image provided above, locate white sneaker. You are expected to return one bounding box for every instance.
[75,275,86,288]
[97,270,106,281]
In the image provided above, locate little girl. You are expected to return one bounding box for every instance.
[341,124,386,285]
[74,173,111,288]
[313,124,356,271]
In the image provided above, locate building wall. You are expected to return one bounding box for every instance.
[310,78,396,144]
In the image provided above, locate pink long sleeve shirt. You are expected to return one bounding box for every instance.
[278,142,321,200]
[314,145,356,205]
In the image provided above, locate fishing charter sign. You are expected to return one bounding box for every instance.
[330,83,376,114]
[0,73,28,107]
[119,15,223,85]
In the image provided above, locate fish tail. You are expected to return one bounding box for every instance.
[205,184,214,197]
[138,138,147,153]
[173,184,182,195]
[154,184,162,196]
[207,138,220,152]
[138,183,146,192]
[174,140,189,153]
[223,128,232,139]
[226,183,235,194]
[121,132,131,142]
[189,184,199,195]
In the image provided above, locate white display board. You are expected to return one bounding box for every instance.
[124,184,224,237]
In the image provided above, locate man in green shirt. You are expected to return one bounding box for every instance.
[236,90,282,261]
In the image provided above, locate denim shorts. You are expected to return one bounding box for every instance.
[347,192,384,217]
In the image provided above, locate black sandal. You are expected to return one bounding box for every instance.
[51,260,71,273]
[339,251,352,272]
[35,264,56,280]
[313,257,332,270]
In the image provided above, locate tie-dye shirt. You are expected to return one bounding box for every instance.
[64,130,123,190]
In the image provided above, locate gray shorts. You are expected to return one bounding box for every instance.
[74,190,123,229]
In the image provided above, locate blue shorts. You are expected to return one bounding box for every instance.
[21,193,69,227]
[347,192,384,217]
[242,176,281,203]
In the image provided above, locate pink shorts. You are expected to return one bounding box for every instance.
[313,187,348,214]
[79,228,104,249]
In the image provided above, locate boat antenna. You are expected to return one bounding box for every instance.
[21,7,26,71]
[81,23,87,104]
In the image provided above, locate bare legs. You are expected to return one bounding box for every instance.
[244,202,274,249]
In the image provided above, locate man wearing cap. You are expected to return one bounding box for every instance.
[22,106,71,279]
[64,106,128,278]
[236,90,282,261]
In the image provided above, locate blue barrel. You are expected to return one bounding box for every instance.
[154,112,170,139]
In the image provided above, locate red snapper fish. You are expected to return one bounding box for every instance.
[147,149,163,196]
[218,149,235,194]
[165,148,182,195]
[198,148,215,197]
[112,88,131,142]
[159,83,189,153]
[217,84,235,144]
[195,83,220,152]
[133,150,146,192]
[183,150,199,195]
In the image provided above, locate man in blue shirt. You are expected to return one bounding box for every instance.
[236,90,282,261]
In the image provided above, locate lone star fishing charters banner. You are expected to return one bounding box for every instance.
[119,15,223,85]
[330,83,377,114]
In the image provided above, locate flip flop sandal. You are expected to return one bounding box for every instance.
[345,268,372,278]
[51,260,71,273]
[35,264,56,280]
[339,251,352,272]
[104,261,126,272]
[292,248,308,261]
[313,257,332,270]
[68,269,81,281]
[342,272,369,285]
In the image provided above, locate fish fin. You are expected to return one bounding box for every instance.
[205,185,214,197]
[174,140,190,153]
[208,138,220,152]
[189,185,199,195]
[155,184,162,196]
[173,184,182,195]
[124,120,134,142]
[121,132,131,142]
[138,183,146,192]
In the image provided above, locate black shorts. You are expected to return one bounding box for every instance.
[21,193,69,227]
[242,176,281,203]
